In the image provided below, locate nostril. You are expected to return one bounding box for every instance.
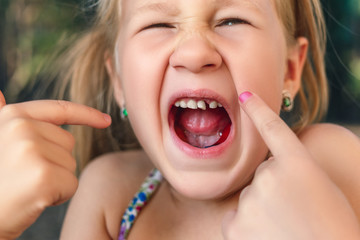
[169,37,222,73]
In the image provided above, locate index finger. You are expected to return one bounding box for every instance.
[238,91,308,159]
[4,100,111,129]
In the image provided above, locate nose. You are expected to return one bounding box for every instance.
[169,34,222,73]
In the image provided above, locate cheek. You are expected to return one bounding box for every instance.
[119,37,171,108]
[121,41,156,92]
[225,34,286,112]
[117,39,170,158]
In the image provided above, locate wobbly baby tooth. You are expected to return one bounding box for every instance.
[197,100,206,110]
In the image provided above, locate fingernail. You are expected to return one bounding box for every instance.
[103,114,112,123]
[239,91,253,103]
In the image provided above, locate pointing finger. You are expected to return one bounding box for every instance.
[238,91,308,159]
[2,100,111,129]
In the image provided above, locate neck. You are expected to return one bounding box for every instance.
[165,180,242,216]
[149,180,243,239]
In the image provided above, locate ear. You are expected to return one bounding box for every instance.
[283,37,309,96]
[105,54,125,107]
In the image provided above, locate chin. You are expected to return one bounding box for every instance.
[164,167,249,201]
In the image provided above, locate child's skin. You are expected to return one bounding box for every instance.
[0,92,111,239]
[223,93,360,239]
[1,0,360,239]
[61,0,360,239]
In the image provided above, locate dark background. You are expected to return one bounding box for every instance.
[0,0,359,239]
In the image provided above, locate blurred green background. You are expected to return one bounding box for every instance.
[0,0,359,239]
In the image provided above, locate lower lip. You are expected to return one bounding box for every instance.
[168,113,234,159]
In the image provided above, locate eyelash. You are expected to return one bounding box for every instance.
[142,23,175,30]
[141,17,250,31]
[216,18,250,27]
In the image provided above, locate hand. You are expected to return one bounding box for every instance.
[0,91,111,240]
[222,92,360,239]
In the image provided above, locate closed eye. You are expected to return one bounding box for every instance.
[216,18,250,27]
[142,22,175,30]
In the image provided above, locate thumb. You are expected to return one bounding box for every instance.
[0,90,6,109]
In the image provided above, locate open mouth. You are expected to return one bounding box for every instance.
[169,98,232,149]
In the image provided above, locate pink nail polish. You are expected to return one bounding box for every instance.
[103,114,112,123]
[239,91,253,103]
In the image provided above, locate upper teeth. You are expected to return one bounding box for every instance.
[174,99,223,110]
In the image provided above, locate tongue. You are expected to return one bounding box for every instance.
[177,108,230,148]
[179,108,227,134]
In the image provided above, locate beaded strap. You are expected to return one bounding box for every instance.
[118,169,163,240]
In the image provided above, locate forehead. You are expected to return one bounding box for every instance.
[121,0,275,18]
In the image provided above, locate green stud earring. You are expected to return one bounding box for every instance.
[121,106,128,120]
[281,90,293,112]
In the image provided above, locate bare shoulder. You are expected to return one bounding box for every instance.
[298,123,360,160]
[61,150,153,240]
[80,150,154,190]
[298,123,360,218]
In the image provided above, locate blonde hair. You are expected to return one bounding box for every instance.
[56,1,140,171]
[275,0,328,131]
[57,0,328,170]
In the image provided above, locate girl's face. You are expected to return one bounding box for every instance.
[114,0,305,200]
